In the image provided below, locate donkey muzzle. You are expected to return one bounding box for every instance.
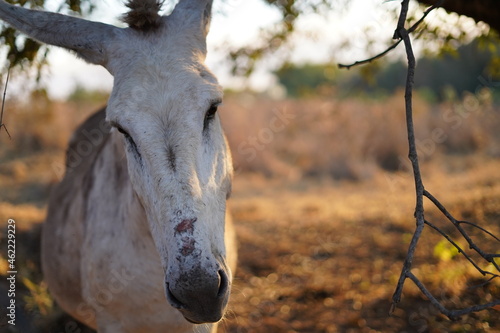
[166,266,230,323]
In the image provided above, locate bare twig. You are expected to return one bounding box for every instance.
[390,0,425,310]
[407,272,500,320]
[393,0,411,39]
[458,220,500,243]
[338,0,444,70]
[424,219,499,278]
[338,42,402,70]
[338,0,500,321]
[424,190,500,271]
[1,68,11,139]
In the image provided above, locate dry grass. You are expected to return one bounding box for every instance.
[0,93,499,332]
[221,89,500,180]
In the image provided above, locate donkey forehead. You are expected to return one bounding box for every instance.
[106,37,222,121]
[108,18,209,71]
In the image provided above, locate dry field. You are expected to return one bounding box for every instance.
[0,93,499,332]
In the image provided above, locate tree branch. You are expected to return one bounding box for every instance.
[0,67,11,140]
[458,221,500,243]
[424,219,499,278]
[338,0,444,70]
[337,41,402,70]
[390,0,425,310]
[339,0,500,321]
[424,190,500,272]
[407,271,500,320]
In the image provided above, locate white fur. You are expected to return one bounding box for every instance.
[0,1,236,332]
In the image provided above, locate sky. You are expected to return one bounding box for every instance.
[44,0,294,99]
[26,0,406,100]
[5,0,470,100]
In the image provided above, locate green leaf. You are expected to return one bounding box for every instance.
[433,239,460,262]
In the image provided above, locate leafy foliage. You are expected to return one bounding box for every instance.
[276,37,500,100]
[0,0,499,80]
[275,62,337,96]
[227,0,338,76]
[0,0,93,73]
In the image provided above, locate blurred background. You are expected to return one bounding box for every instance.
[0,0,499,332]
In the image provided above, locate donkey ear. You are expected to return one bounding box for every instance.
[0,1,118,66]
[171,0,213,37]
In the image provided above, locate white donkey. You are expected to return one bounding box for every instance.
[0,0,237,332]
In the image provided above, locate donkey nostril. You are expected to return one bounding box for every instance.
[217,269,229,298]
[166,284,184,309]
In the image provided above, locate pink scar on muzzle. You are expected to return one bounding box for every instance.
[175,218,197,256]
[175,218,197,234]
[180,237,196,256]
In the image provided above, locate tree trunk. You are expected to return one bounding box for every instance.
[419,0,500,33]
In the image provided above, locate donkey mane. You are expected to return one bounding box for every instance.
[122,0,164,31]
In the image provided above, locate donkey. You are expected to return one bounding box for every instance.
[0,0,237,332]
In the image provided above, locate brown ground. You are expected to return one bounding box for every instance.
[0,154,499,332]
[222,161,500,333]
[0,95,499,332]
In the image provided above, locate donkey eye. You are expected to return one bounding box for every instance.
[115,126,133,143]
[113,124,142,162]
[203,103,219,131]
[207,104,218,119]
[116,126,129,137]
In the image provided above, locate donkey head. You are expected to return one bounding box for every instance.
[0,0,233,324]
